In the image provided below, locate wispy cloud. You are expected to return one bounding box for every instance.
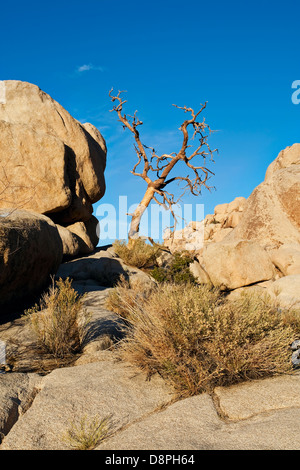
[76,63,105,73]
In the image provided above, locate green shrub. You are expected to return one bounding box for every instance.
[151,253,196,284]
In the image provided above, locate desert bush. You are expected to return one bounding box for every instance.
[106,275,155,320]
[151,252,196,284]
[25,277,90,359]
[112,239,196,284]
[107,281,300,397]
[113,239,163,269]
[62,414,111,450]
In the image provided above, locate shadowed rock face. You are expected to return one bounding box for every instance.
[0,80,106,225]
[0,209,63,313]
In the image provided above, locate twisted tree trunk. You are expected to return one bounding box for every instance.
[128,185,155,240]
[109,89,216,244]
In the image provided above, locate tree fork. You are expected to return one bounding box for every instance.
[109,89,217,242]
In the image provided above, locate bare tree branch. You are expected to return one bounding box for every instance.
[109,89,217,239]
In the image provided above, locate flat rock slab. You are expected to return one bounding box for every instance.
[2,360,300,450]
[97,388,300,450]
[97,394,222,450]
[56,248,155,288]
[0,354,173,450]
[214,373,300,420]
[79,287,127,344]
[2,269,300,450]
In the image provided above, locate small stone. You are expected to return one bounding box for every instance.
[291,350,300,368]
[291,340,300,351]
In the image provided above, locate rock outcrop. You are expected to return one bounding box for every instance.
[0,80,106,256]
[0,372,42,439]
[56,247,156,289]
[201,240,275,290]
[164,144,300,305]
[1,247,300,450]
[2,359,300,450]
[266,274,300,308]
[0,209,63,312]
[164,196,247,252]
[225,144,300,248]
[270,243,300,276]
[57,215,100,258]
[0,356,173,450]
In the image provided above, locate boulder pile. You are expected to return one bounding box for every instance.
[0,80,106,257]
[0,81,106,311]
[164,144,300,308]
[164,196,247,252]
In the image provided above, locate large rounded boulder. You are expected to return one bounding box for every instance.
[225,144,300,249]
[0,209,63,313]
[0,80,106,253]
[200,239,275,290]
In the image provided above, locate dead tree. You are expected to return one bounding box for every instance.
[109,89,217,240]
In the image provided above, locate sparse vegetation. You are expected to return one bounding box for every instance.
[113,239,197,285]
[151,252,196,284]
[62,414,111,450]
[107,280,300,397]
[113,239,163,269]
[105,275,155,320]
[25,277,90,359]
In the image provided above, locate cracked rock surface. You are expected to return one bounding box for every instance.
[0,373,43,441]
[2,367,300,450]
[0,353,173,450]
[97,374,300,450]
[1,255,300,450]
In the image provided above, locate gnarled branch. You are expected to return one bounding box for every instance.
[109,89,217,239]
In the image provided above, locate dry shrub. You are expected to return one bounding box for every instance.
[62,414,111,450]
[25,278,90,358]
[107,281,300,397]
[113,239,163,269]
[106,275,155,320]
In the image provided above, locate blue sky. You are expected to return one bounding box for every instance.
[1,0,300,242]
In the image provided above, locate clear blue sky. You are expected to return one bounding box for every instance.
[1,0,300,242]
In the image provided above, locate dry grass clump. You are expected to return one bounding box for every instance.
[62,414,111,450]
[105,275,155,320]
[113,239,163,269]
[107,281,300,397]
[25,278,90,359]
